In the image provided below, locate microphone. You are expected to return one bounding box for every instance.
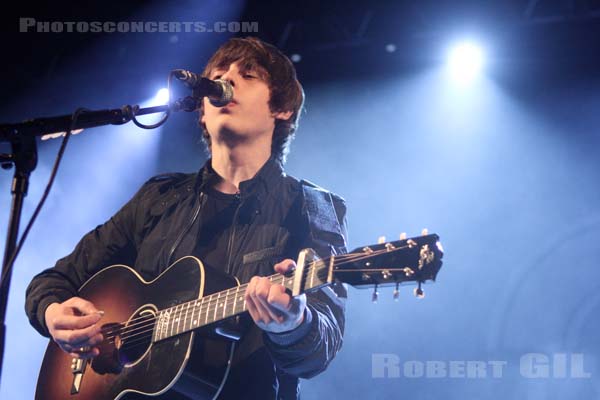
[172,69,234,107]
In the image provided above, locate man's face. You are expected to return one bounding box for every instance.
[201,62,291,146]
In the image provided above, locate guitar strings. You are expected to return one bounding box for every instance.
[103,250,369,336]
[102,243,416,347]
[102,273,290,345]
[104,250,360,336]
[107,244,407,338]
[101,246,396,339]
[99,248,380,340]
[98,273,286,337]
[101,243,416,346]
[100,243,418,347]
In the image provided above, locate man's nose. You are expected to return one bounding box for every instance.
[220,70,236,87]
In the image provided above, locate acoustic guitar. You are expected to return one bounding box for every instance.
[35,234,443,399]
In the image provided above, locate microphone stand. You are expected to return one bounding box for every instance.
[0,94,200,384]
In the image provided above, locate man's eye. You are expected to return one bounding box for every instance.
[212,75,222,80]
[244,74,256,79]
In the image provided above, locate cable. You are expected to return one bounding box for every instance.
[130,72,175,129]
[0,108,87,291]
[1,69,186,289]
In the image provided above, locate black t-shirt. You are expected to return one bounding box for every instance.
[193,187,241,273]
[181,188,282,400]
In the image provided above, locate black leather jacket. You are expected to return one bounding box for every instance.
[25,157,348,400]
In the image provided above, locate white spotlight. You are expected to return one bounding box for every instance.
[155,88,170,105]
[447,41,485,84]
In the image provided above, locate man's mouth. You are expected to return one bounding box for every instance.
[220,99,237,111]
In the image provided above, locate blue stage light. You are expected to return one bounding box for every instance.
[447,41,485,84]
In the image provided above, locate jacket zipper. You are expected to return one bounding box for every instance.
[166,192,205,265]
[225,192,242,275]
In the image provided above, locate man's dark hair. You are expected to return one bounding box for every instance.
[198,37,305,164]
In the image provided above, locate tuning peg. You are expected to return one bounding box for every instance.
[372,284,379,303]
[393,282,400,301]
[399,232,407,240]
[377,236,386,244]
[421,228,428,236]
[414,282,425,298]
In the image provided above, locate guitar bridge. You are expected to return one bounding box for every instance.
[70,357,87,394]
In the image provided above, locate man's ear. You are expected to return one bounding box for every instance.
[273,110,293,121]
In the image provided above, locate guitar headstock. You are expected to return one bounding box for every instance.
[332,233,444,299]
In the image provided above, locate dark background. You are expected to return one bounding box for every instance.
[2,1,600,399]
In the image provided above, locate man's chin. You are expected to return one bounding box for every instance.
[215,127,249,145]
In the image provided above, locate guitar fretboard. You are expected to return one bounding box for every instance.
[152,259,328,342]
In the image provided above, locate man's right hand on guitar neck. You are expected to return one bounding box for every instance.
[44,297,104,359]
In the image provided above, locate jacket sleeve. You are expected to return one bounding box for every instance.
[263,193,348,379]
[24,179,156,338]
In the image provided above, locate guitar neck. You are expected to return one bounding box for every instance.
[152,257,330,343]
[152,233,444,343]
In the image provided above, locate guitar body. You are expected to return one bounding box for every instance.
[36,256,238,400]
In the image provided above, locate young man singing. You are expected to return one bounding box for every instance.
[26,37,348,399]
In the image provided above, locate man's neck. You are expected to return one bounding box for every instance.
[210,143,272,194]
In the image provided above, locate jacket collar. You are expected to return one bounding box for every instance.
[195,155,285,199]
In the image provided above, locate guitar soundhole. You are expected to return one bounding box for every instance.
[117,306,156,367]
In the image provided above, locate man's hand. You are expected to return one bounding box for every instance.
[245,259,307,333]
[44,297,104,359]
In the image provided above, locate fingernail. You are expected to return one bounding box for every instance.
[96,311,105,316]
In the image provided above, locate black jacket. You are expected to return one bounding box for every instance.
[25,157,348,400]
